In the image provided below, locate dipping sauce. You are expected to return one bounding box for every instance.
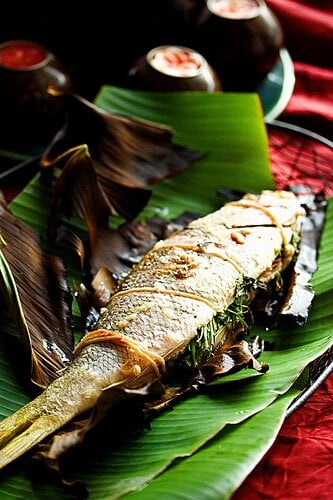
[147,46,205,78]
[207,0,261,19]
[0,40,49,70]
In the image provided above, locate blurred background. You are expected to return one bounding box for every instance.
[1,1,332,143]
[0,1,200,99]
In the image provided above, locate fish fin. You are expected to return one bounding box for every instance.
[0,363,99,469]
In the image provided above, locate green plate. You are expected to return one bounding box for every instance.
[259,48,295,121]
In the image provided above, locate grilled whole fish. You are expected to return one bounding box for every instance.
[0,190,304,469]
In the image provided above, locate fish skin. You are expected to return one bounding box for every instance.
[0,190,304,469]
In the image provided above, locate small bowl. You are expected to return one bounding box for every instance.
[0,40,72,149]
[193,0,284,91]
[127,45,222,92]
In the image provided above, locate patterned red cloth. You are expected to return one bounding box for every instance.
[232,2,333,498]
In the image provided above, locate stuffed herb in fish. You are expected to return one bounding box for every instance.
[0,189,304,470]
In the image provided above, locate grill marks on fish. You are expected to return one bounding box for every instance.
[0,190,304,471]
[228,200,290,245]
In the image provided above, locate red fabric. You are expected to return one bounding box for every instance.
[233,374,333,499]
[267,0,333,140]
[1,4,332,496]
[232,2,333,498]
[267,0,333,70]
[284,62,333,139]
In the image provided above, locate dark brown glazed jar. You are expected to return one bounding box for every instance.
[193,0,284,91]
[0,40,72,149]
[127,45,222,92]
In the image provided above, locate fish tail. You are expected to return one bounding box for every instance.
[0,330,164,469]
[0,399,59,468]
[0,358,108,469]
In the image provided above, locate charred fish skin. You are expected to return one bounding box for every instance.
[0,190,304,470]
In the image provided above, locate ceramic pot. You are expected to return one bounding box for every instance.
[193,0,284,91]
[0,40,72,149]
[127,45,222,92]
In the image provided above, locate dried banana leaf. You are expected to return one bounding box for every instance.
[0,89,331,499]
[0,200,73,388]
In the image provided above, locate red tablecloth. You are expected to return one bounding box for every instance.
[232,1,333,498]
[267,0,333,140]
[0,2,332,498]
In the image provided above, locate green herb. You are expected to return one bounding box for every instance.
[183,277,256,367]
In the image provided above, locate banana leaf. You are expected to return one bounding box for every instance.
[0,88,332,499]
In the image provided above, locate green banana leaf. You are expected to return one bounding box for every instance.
[0,87,332,499]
